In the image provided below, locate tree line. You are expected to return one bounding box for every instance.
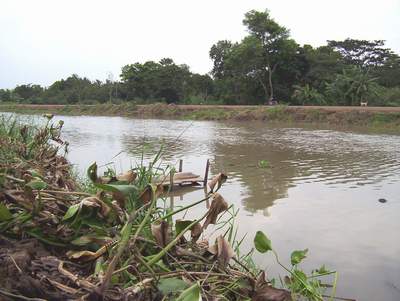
[1,9,399,106]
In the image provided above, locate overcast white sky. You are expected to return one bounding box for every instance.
[0,0,399,89]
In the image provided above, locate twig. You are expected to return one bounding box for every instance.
[58,261,95,290]
[8,254,23,274]
[39,189,92,197]
[126,278,154,295]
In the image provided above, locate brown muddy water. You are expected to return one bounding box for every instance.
[5,114,400,300]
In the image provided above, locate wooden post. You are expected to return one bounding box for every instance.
[203,159,210,187]
[179,159,183,172]
[169,170,174,192]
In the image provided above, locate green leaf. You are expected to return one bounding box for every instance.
[316,264,330,274]
[175,220,193,236]
[27,169,44,179]
[94,183,137,196]
[26,179,47,190]
[71,235,111,246]
[0,203,12,221]
[254,231,272,253]
[158,278,189,295]
[258,160,269,168]
[63,203,81,220]
[291,249,308,266]
[176,282,201,301]
[26,229,66,247]
[87,162,98,182]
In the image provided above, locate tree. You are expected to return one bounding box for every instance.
[242,9,296,101]
[325,67,379,106]
[120,59,191,103]
[327,39,392,67]
[292,84,326,105]
[374,53,400,87]
[13,84,43,101]
[0,89,12,102]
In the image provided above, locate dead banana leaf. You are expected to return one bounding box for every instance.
[151,220,170,247]
[116,170,137,183]
[81,196,111,217]
[256,271,269,289]
[139,184,164,204]
[252,286,291,301]
[175,220,203,242]
[202,193,228,230]
[207,235,235,269]
[208,173,227,193]
[67,239,117,262]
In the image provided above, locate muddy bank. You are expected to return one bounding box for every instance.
[2,103,400,128]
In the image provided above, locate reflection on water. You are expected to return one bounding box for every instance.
[3,113,400,301]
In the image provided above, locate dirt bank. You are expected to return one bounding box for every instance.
[1,103,400,128]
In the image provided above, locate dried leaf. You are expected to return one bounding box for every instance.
[255,271,268,289]
[139,184,164,204]
[202,193,228,230]
[151,221,170,247]
[81,196,111,217]
[252,286,291,301]
[175,220,203,242]
[207,236,235,269]
[66,250,98,262]
[116,170,137,183]
[208,173,227,192]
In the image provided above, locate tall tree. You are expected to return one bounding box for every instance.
[242,9,295,101]
[327,39,392,67]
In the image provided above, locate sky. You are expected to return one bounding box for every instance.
[0,0,399,89]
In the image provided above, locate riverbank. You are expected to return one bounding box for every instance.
[2,102,400,129]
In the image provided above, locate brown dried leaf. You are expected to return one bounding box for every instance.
[207,235,235,269]
[139,184,164,204]
[256,271,269,289]
[116,170,137,183]
[66,250,98,262]
[208,173,227,192]
[202,193,228,230]
[191,222,202,242]
[252,286,291,301]
[81,196,111,217]
[151,221,170,247]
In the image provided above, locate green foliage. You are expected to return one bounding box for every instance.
[291,249,308,265]
[325,67,379,106]
[258,160,269,168]
[254,230,272,253]
[0,203,12,221]
[292,84,326,105]
[176,282,201,301]
[157,278,189,295]
[254,231,337,301]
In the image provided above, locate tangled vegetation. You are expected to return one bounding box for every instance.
[0,116,342,300]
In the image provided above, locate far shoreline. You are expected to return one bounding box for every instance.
[1,103,400,130]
